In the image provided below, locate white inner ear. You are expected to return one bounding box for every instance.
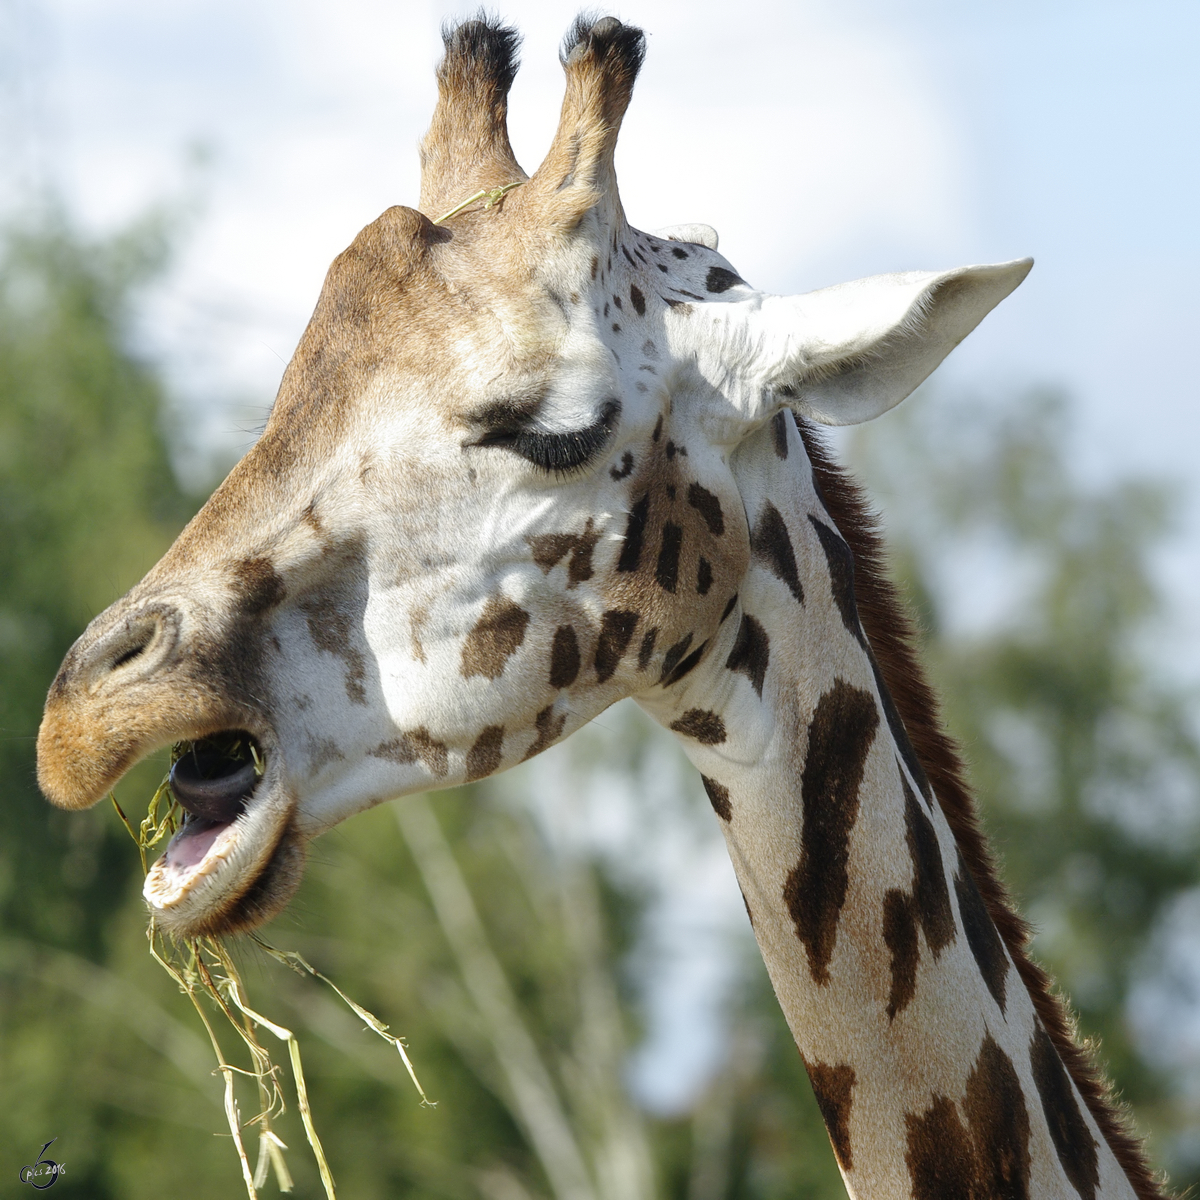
[654,223,719,250]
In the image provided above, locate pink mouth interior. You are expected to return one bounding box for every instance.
[163,821,231,872]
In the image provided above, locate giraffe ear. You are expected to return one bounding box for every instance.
[765,259,1033,426]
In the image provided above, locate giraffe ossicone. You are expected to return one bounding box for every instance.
[36,15,1163,1200]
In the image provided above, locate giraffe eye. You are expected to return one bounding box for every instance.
[475,399,621,474]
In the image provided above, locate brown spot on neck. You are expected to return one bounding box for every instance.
[904,1034,1031,1200]
[784,679,879,983]
[804,1059,856,1171]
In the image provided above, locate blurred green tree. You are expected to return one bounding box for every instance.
[0,205,194,949]
[0,207,199,1193]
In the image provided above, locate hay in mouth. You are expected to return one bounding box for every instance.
[110,742,431,1198]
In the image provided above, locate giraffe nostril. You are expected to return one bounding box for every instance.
[111,634,153,671]
[97,608,178,680]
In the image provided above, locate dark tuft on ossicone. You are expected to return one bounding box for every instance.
[439,13,522,98]
[561,13,646,83]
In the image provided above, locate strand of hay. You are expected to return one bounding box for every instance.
[111,755,431,1197]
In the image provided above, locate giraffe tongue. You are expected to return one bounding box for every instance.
[169,733,259,824]
[163,819,230,871]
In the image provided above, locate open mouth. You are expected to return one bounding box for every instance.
[162,731,262,871]
[144,729,301,936]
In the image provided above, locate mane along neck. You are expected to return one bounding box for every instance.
[640,412,1160,1200]
[798,422,1161,1199]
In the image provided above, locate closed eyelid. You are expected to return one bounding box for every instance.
[467,398,622,473]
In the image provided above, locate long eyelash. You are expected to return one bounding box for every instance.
[479,399,621,473]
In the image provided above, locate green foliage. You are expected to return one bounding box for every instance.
[0,208,199,1190]
[0,207,195,953]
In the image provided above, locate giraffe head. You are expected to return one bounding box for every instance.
[35,16,1029,939]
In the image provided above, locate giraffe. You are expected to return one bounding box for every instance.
[35,15,1165,1199]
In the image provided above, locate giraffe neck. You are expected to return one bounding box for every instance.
[639,413,1139,1200]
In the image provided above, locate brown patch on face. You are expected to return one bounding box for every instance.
[724,613,769,698]
[529,533,575,572]
[751,502,804,605]
[409,602,429,665]
[596,433,748,694]
[594,609,639,682]
[232,557,286,616]
[955,851,1009,1012]
[1030,1027,1100,1200]
[300,598,367,705]
[523,705,568,760]
[669,709,726,744]
[783,680,879,984]
[804,1059,856,1170]
[549,625,581,688]
[371,727,449,778]
[527,519,600,587]
[616,494,650,572]
[686,482,725,536]
[701,775,732,821]
[306,733,345,772]
[466,725,504,780]
[609,451,634,480]
[904,1034,1032,1200]
[461,595,530,680]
